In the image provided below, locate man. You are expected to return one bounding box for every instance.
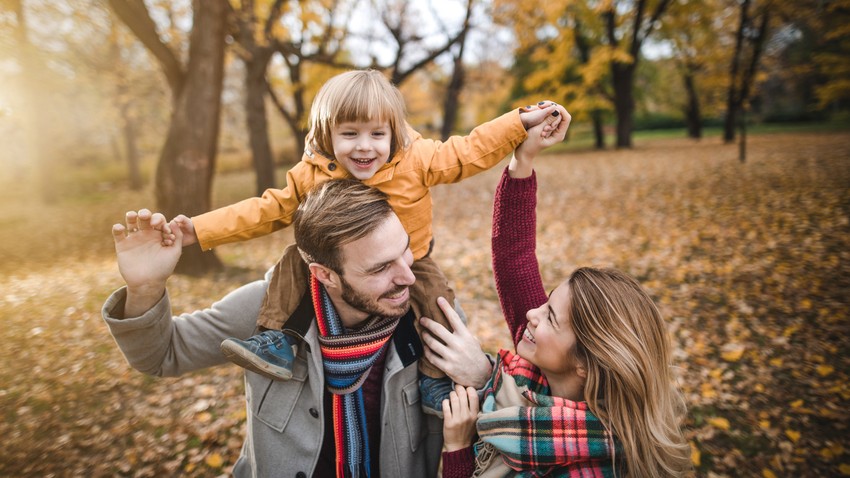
[102,179,492,478]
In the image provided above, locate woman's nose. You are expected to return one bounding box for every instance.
[526,306,542,325]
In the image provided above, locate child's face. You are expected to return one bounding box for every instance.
[331,119,392,180]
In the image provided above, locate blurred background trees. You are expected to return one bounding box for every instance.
[0,0,846,273]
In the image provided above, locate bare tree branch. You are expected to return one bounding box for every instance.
[107,0,184,93]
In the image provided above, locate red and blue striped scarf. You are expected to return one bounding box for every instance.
[310,275,400,478]
[473,350,624,477]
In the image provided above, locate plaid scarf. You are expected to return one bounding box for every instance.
[310,275,400,478]
[473,350,623,478]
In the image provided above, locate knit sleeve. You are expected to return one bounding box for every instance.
[491,167,548,347]
[441,447,476,478]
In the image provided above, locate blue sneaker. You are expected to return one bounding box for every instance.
[221,330,296,381]
[419,375,455,417]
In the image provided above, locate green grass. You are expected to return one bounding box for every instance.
[543,119,850,154]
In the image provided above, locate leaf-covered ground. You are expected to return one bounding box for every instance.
[1,131,848,477]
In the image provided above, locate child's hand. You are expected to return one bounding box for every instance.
[510,105,571,179]
[442,384,480,452]
[165,214,198,247]
[519,101,562,137]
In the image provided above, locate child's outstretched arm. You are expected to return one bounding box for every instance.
[509,104,571,179]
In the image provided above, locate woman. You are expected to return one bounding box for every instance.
[425,114,692,477]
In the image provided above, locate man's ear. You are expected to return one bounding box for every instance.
[309,263,341,289]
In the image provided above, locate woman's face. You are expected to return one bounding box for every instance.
[517,281,583,379]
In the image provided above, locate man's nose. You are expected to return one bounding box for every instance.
[395,261,416,286]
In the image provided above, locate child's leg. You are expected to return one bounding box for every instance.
[410,256,456,377]
[221,244,311,381]
[410,256,457,415]
[257,243,310,331]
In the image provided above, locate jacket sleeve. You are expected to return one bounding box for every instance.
[192,161,313,251]
[416,109,527,186]
[491,168,548,347]
[101,275,269,377]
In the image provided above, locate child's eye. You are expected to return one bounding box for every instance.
[372,131,386,137]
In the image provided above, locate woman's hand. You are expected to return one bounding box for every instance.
[442,385,480,452]
[510,104,571,179]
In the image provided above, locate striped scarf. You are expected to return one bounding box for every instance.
[310,275,400,478]
[473,350,623,478]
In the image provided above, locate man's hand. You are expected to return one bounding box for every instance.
[112,209,183,317]
[420,297,492,389]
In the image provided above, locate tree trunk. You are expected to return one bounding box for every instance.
[440,62,463,141]
[120,102,143,190]
[611,62,635,148]
[724,0,751,143]
[244,49,276,195]
[154,0,228,275]
[12,0,55,203]
[592,110,605,149]
[738,107,747,163]
[683,69,702,139]
[440,0,472,141]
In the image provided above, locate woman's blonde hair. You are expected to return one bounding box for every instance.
[307,69,409,160]
[567,267,692,477]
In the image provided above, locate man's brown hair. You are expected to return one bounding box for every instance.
[293,179,394,273]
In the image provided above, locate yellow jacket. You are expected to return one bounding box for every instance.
[193,109,528,260]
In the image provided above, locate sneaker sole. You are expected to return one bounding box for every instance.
[220,341,294,381]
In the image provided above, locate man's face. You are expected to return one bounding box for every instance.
[335,214,415,323]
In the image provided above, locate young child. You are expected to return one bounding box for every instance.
[164,69,562,414]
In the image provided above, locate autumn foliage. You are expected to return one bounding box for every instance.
[1,131,848,476]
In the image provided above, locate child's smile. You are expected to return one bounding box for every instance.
[331,119,392,180]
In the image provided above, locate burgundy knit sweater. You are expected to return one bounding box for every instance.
[441,168,547,477]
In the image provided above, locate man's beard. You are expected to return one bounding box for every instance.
[339,274,410,318]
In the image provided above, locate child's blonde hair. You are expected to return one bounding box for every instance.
[568,267,692,477]
[307,70,409,160]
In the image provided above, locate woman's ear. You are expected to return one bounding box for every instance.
[577,364,588,380]
[309,263,341,289]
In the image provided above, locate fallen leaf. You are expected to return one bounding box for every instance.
[708,417,731,431]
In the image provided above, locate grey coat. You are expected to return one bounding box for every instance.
[101,274,443,478]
